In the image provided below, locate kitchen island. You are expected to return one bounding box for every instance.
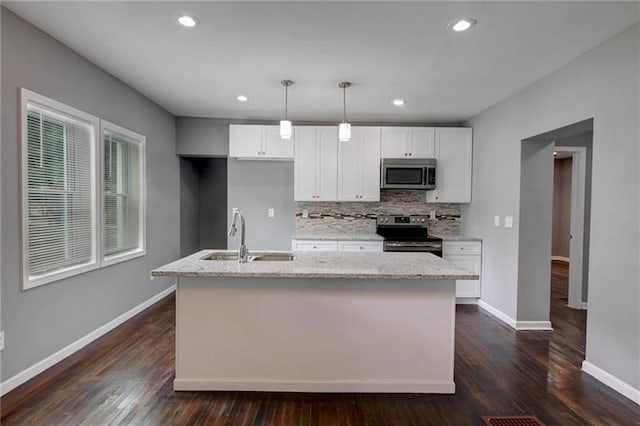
[151,250,478,394]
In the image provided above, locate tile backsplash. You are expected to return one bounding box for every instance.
[296,190,461,236]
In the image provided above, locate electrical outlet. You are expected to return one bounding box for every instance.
[302,209,309,218]
[494,215,500,227]
[268,208,275,218]
[0,331,5,351]
[505,216,514,228]
[429,210,436,220]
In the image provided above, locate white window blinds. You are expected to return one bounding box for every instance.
[103,125,145,260]
[25,102,97,283]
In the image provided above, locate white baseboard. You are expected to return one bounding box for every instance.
[174,378,456,394]
[0,285,176,396]
[515,321,553,331]
[582,361,640,406]
[477,300,553,330]
[551,256,570,263]
[456,297,479,305]
[581,302,588,310]
[477,299,516,328]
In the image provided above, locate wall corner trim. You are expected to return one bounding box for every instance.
[0,284,177,397]
[582,361,640,406]
[477,299,517,328]
[514,321,553,331]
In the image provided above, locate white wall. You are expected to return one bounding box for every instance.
[463,24,639,391]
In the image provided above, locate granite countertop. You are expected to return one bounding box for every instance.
[151,250,479,280]
[433,235,482,242]
[292,233,384,241]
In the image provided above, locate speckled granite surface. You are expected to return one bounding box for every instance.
[292,233,384,241]
[436,235,482,242]
[151,250,479,280]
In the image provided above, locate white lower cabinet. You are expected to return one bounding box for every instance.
[443,241,482,298]
[292,239,382,252]
[291,240,338,252]
[337,241,384,252]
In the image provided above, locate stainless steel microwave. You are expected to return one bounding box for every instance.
[380,158,437,190]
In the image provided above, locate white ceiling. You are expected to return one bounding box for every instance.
[5,1,640,123]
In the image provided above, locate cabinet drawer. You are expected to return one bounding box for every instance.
[442,241,481,256]
[292,240,338,251]
[337,241,383,252]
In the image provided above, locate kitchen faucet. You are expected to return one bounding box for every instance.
[229,208,248,263]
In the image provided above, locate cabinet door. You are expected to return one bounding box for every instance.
[294,127,319,201]
[410,128,435,158]
[292,240,338,251]
[360,127,381,201]
[381,127,411,158]
[337,241,383,252]
[262,126,294,159]
[316,127,338,201]
[427,128,473,203]
[337,129,364,201]
[445,254,481,298]
[229,125,263,158]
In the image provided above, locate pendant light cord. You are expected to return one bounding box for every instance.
[285,84,288,120]
[342,85,347,123]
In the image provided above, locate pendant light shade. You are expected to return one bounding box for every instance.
[280,80,294,139]
[338,81,351,142]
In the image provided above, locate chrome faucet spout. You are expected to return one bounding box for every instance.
[229,208,249,263]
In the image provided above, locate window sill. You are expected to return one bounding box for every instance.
[103,248,146,267]
[24,261,99,290]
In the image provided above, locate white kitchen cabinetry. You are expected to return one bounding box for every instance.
[229,125,294,160]
[337,241,384,252]
[381,127,435,159]
[426,128,472,203]
[294,127,338,201]
[292,239,383,252]
[338,126,381,202]
[291,240,338,252]
[443,240,481,298]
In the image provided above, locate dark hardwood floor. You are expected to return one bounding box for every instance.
[2,263,638,425]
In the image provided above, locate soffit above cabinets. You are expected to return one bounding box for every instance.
[6,2,639,122]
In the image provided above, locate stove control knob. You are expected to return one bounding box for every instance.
[421,218,426,223]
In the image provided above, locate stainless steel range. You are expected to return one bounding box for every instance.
[376,215,443,257]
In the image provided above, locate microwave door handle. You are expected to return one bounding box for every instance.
[424,167,428,185]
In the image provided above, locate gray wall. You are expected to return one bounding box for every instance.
[552,157,572,258]
[198,158,228,249]
[463,24,639,389]
[180,158,201,256]
[1,9,179,380]
[517,139,555,322]
[227,159,295,251]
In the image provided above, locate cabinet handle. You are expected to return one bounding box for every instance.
[313,246,318,249]
[409,153,412,157]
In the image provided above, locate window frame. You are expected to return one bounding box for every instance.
[100,120,147,266]
[20,88,101,290]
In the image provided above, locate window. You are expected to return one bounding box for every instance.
[20,89,146,289]
[22,90,99,289]
[102,122,145,264]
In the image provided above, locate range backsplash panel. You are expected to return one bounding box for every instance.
[296,190,461,236]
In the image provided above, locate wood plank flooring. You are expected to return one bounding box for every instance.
[2,262,639,425]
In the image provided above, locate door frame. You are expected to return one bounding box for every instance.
[554,145,587,310]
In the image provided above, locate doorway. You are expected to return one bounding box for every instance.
[517,119,592,331]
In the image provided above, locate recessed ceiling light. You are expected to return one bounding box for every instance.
[178,15,199,28]
[392,99,406,107]
[448,18,477,32]
[237,95,248,102]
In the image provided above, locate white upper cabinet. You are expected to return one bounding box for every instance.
[294,127,338,201]
[381,127,435,159]
[229,125,294,160]
[338,126,381,202]
[427,128,473,203]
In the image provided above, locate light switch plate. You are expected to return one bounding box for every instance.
[505,216,514,228]
[494,215,500,227]
[302,209,309,218]
[0,331,4,351]
[268,208,275,218]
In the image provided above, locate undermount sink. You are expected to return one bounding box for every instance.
[249,254,297,262]
[201,252,296,262]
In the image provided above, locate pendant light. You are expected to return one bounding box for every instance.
[338,81,352,142]
[280,80,294,139]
